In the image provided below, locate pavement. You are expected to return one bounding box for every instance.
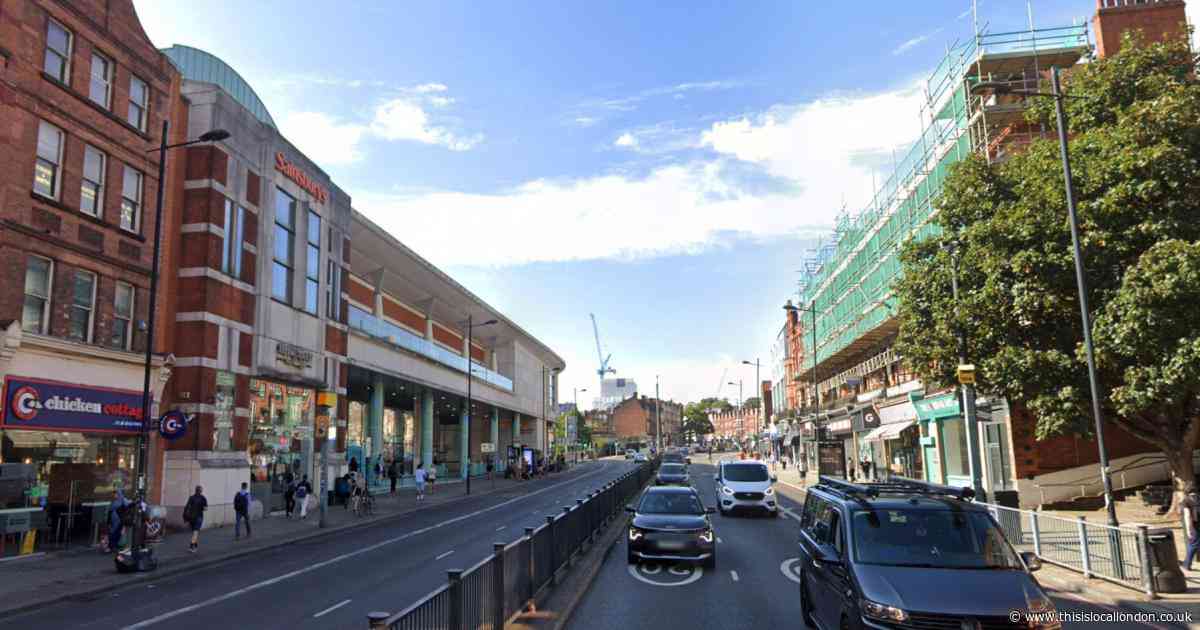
[0,458,634,630]
[566,455,1200,630]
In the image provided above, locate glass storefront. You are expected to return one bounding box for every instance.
[941,417,971,480]
[248,379,314,506]
[0,430,137,508]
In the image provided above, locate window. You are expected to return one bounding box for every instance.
[81,145,105,217]
[221,199,244,277]
[22,256,52,335]
[89,52,111,108]
[68,270,97,343]
[325,231,341,320]
[34,121,63,198]
[304,210,320,313]
[44,20,71,83]
[272,189,296,302]
[127,76,148,131]
[112,282,134,350]
[120,166,142,232]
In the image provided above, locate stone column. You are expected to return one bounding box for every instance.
[421,389,434,471]
[370,373,384,484]
[460,407,470,479]
[490,407,500,470]
[513,413,521,444]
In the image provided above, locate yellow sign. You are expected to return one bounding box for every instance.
[316,391,338,408]
[957,364,976,385]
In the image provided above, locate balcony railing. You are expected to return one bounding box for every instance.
[348,306,514,392]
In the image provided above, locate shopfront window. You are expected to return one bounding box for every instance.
[213,372,235,451]
[348,401,365,448]
[247,379,313,489]
[0,430,136,508]
[941,417,970,479]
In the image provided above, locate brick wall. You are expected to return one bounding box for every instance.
[1093,0,1188,58]
[1008,402,1155,480]
[611,397,649,439]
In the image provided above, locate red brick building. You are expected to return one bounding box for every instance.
[0,0,185,515]
[611,395,683,447]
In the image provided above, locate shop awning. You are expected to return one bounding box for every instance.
[862,420,915,442]
[1,430,91,449]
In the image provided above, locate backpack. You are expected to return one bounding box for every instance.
[182,496,198,523]
[234,492,248,513]
[296,484,308,499]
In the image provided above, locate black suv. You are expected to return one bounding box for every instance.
[797,476,1059,630]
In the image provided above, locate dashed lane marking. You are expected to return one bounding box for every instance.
[730,570,739,582]
[496,525,506,531]
[435,550,455,560]
[717,537,723,544]
[313,599,352,618]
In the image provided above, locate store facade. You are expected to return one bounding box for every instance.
[860,398,922,479]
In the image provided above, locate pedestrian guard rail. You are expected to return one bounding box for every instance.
[368,460,658,629]
[981,501,1160,597]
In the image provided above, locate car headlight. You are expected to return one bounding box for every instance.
[721,486,734,495]
[698,529,714,543]
[764,486,775,495]
[628,527,643,541]
[861,599,908,623]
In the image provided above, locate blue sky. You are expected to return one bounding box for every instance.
[133,0,1173,407]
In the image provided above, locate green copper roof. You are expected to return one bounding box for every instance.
[161,45,276,128]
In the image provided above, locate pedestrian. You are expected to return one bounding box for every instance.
[296,475,312,519]
[284,477,296,518]
[234,482,252,539]
[182,485,207,553]
[414,463,427,501]
[863,458,873,481]
[798,456,808,486]
[388,459,399,495]
[847,459,856,482]
[427,462,437,494]
[1182,490,1200,571]
[486,459,494,481]
[106,488,128,553]
[349,457,359,474]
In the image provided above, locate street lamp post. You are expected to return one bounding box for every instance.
[126,123,229,572]
[946,242,985,500]
[655,375,661,451]
[727,380,742,442]
[971,68,1118,527]
[742,359,761,431]
[574,388,587,464]
[465,316,497,496]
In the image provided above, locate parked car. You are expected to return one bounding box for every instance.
[625,449,636,460]
[797,476,1057,630]
[626,486,716,568]
[713,460,777,516]
[633,452,648,463]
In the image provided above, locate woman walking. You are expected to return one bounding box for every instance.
[414,463,427,501]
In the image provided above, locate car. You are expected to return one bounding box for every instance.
[633,452,648,463]
[680,447,689,457]
[797,476,1058,630]
[713,460,778,516]
[625,449,636,460]
[655,463,690,486]
[625,486,716,568]
[661,451,687,466]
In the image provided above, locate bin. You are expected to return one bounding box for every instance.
[1146,528,1187,593]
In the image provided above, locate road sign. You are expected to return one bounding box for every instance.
[957,364,976,385]
[481,442,495,453]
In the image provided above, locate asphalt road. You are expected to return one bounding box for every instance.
[0,459,637,630]
[569,458,1185,630]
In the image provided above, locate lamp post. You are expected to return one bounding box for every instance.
[655,375,662,452]
[464,316,497,495]
[727,380,742,442]
[574,387,587,463]
[125,124,229,572]
[784,300,820,476]
[970,69,1117,527]
[945,241,985,500]
[742,358,761,431]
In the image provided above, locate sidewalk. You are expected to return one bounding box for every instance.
[1036,562,1200,629]
[0,467,580,620]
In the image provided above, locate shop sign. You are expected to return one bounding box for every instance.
[911,392,960,422]
[275,152,329,204]
[159,410,191,441]
[853,408,881,433]
[275,342,314,370]
[1,377,143,434]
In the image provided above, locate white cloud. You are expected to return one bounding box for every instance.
[369,98,483,151]
[413,83,449,93]
[1188,1,1200,49]
[892,35,930,55]
[276,111,367,165]
[573,116,599,127]
[614,133,638,148]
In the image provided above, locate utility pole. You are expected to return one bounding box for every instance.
[947,242,985,501]
[655,375,661,451]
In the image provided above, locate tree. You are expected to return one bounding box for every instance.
[743,397,761,410]
[894,33,1200,510]
[681,398,724,441]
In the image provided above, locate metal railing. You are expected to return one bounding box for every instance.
[369,461,658,629]
[983,502,1156,596]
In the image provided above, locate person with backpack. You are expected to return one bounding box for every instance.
[388,459,399,495]
[284,477,297,518]
[107,489,129,553]
[427,461,437,494]
[234,482,252,539]
[414,463,427,501]
[1182,490,1200,571]
[296,475,313,519]
[183,485,207,553]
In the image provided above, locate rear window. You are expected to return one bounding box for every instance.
[639,491,703,515]
[660,464,686,474]
[722,464,768,482]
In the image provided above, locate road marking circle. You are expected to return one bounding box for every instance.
[780,557,803,584]
[668,565,691,576]
[627,563,704,586]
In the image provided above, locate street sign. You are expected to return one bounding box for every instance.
[481,442,495,453]
[158,410,190,441]
[957,364,976,385]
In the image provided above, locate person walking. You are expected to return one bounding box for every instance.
[427,462,437,494]
[106,489,129,553]
[847,458,856,482]
[414,463,427,501]
[388,459,399,495]
[349,457,359,474]
[234,482,252,539]
[284,477,297,518]
[798,454,808,487]
[1182,490,1200,571]
[296,475,313,519]
[183,485,207,553]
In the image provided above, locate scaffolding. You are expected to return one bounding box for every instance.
[797,20,1090,380]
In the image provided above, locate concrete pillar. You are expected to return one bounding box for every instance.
[411,395,421,468]
[460,406,470,479]
[425,318,434,340]
[513,413,521,445]
[490,407,500,470]
[421,389,434,471]
[370,374,384,482]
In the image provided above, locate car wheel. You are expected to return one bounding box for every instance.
[799,571,816,629]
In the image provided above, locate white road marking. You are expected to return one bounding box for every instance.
[717,537,723,544]
[779,481,807,494]
[312,599,352,618]
[628,564,704,586]
[495,525,506,531]
[730,570,739,582]
[779,507,803,523]
[435,550,455,560]
[122,462,612,629]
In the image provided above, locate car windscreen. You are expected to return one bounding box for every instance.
[638,492,704,515]
[851,509,1022,569]
[662,453,684,463]
[722,464,768,482]
[660,464,686,475]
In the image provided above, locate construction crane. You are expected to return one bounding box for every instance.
[589,313,615,380]
[714,367,727,400]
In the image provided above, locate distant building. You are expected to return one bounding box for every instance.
[596,377,637,410]
[611,395,683,446]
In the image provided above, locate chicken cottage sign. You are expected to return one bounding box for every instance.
[275,152,329,204]
[1,376,144,433]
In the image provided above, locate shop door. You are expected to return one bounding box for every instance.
[983,423,1013,492]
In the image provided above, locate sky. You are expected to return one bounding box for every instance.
[132,0,1199,409]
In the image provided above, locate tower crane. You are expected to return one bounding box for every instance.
[590,313,615,381]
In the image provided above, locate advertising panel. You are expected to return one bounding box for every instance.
[1,376,143,434]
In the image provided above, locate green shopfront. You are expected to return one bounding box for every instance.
[911,391,1014,493]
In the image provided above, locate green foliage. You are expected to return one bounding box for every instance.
[894,33,1200,470]
[681,398,724,438]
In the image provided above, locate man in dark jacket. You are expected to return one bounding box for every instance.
[388,460,399,495]
[234,482,252,539]
[183,485,207,553]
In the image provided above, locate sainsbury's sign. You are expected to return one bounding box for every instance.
[1,376,144,434]
[275,152,329,204]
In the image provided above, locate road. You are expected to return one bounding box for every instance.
[569,459,1186,630]
[0,459,636,630]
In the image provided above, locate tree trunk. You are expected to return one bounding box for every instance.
[1165,447,1197,519]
